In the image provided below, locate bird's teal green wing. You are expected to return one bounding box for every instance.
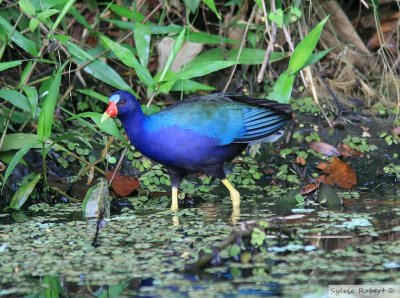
[146,93,291,145]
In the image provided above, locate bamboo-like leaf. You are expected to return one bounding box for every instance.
[1,142,39,193]
[100,35,155,87]
[165,61,236,81]
[0,16,39,56]
[0,133,40,152]
[51,0,75,31]
[66,42,133,91]
[170,79,215,92]
[267,71,295,104]
[0,90,31,112]
[159,28,186,82]
[288,16,329,74]
[134,22,151,67]
[8,173,42,210]
[300,48,332,72]
[203,0,221,19]
[0,60,23,72]
[77,89,108,104]
[73,112,123,140]
[37,64,65,141]
[22,86,38,118]
[18,0,36,16]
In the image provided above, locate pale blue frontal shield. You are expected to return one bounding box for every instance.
[110,94,120,103]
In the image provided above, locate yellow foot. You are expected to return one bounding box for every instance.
[172,215,179,226]
[222,178,241,207]
[231,205,241,224]
[170,186,179,212]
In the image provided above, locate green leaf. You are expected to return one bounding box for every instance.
[228,48,287,65]
[0,90,31,112]
[19,0,36,16]
[68,6,91,29]
[0,16,39,56]
[267,71,295,104]
[1,142,39,193]
[37,64,65,141]
[300,48,332,71]
[66,42,132,91]
[29,18,40,32]
[159,27,186,82]
[184,0,200,13]
[77,89,108,104]
[73,112,123,140]
[0,133,40,152]
[185,31,237,44]
[20,60,34,87]
[22,86,38,118]
[8,173,42,210]
[269,8,284,28]
[288,16,329,74]
[38,9,60,22]
[203,0,221,19]
[170,79,215,92]
[134,22,151,67]
[166,61,236,81]
[100,35,155,87]
[51,0,75,31]
[0,60,23,72]
[109,4,145,22]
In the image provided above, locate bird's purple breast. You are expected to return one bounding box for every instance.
[129,125,245,172]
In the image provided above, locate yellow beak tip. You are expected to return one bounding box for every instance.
[100,112,111,123]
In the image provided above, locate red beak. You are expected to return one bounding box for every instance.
[101,102,118,122]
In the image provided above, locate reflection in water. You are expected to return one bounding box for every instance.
[0,185,399,297]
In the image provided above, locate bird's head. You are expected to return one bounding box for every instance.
[101,91,139,122]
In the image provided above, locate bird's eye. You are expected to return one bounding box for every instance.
[119,100,126,106]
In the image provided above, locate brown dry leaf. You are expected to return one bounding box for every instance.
[316,162,329,171]
[295,156,306,166]
[106,171,140,197]
[319,157,357,189]
[300,181,321,195]
[392,127,400,135]
[367,11,400,51]
[336,143,363,158]
[157,37,203,72]
[0,161,5,172]
[309,141,341,157]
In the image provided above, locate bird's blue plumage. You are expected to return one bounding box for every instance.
[106,91,292,173]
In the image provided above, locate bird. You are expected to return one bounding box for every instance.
[101,91,292,212]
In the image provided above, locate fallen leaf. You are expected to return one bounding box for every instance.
[106,171,140,197]
[316,162,329,171]
[392,127,400,135]
[295,156,306,166]
[309,141,340,157]
[336,143,363,158]
[157,37,203,72]
[318,157,357,189]
[367,12,400,52]
[300,182,321,195]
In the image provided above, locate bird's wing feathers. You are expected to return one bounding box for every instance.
[147,93,292,145]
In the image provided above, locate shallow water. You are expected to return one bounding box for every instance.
[1,182,399,297]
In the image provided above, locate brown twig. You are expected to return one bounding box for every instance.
[108,146,128,186]
[257,0,277,83]
[223,6,257,92]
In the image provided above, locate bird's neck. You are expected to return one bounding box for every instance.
[119,109,147,148]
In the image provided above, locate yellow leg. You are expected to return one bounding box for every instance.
[171,186,179,212]
[221,178,240,207]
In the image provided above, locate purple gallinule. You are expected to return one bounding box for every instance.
[101,91,291,212]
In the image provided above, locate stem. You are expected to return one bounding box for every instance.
[223,6,257,92]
